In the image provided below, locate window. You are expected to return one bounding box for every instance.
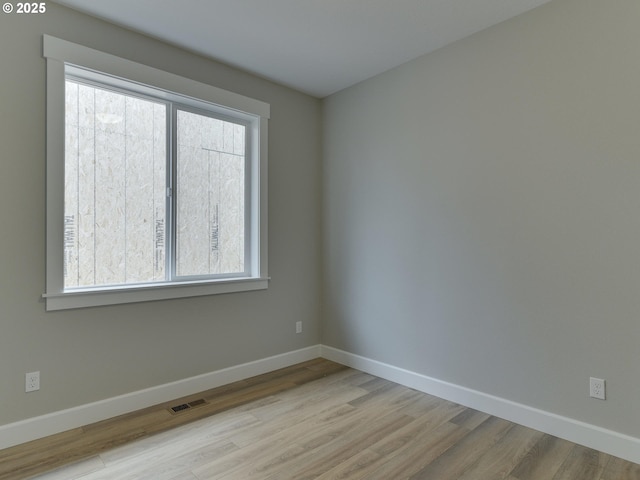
[44,36,269,310]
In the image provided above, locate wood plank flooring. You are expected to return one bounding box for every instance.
[0,359,638,479]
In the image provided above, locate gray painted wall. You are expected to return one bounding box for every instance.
[0,4,322,425]
[323,0,640,438]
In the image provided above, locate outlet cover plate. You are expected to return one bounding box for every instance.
[589,377,605,400]
[26,371,40,392]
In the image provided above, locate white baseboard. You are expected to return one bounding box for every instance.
[320,345,640,465]
[5,344,639,465]
[0,345,321,450]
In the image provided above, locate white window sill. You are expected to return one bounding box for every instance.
[43,277,270,311]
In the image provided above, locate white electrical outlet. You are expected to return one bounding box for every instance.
[296,321,302,334]
[26,371,40,392]
[589,377,605,400]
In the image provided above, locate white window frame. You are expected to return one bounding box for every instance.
[43,35,269,311]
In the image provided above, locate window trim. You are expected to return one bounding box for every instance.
[43,35,269,311]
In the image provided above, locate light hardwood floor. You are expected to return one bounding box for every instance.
[1,359,638,479]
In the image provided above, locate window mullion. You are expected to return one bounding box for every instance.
[168,103,177,283]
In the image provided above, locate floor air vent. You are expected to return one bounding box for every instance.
[169,399,207,414]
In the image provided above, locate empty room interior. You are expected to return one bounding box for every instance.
[2,0,640,478]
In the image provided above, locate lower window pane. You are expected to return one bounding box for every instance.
[176,110,245,277]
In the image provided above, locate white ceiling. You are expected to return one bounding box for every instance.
[53,0,554,98]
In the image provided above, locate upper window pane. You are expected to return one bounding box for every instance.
[64,79,167,289]
[175,109,246,277]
